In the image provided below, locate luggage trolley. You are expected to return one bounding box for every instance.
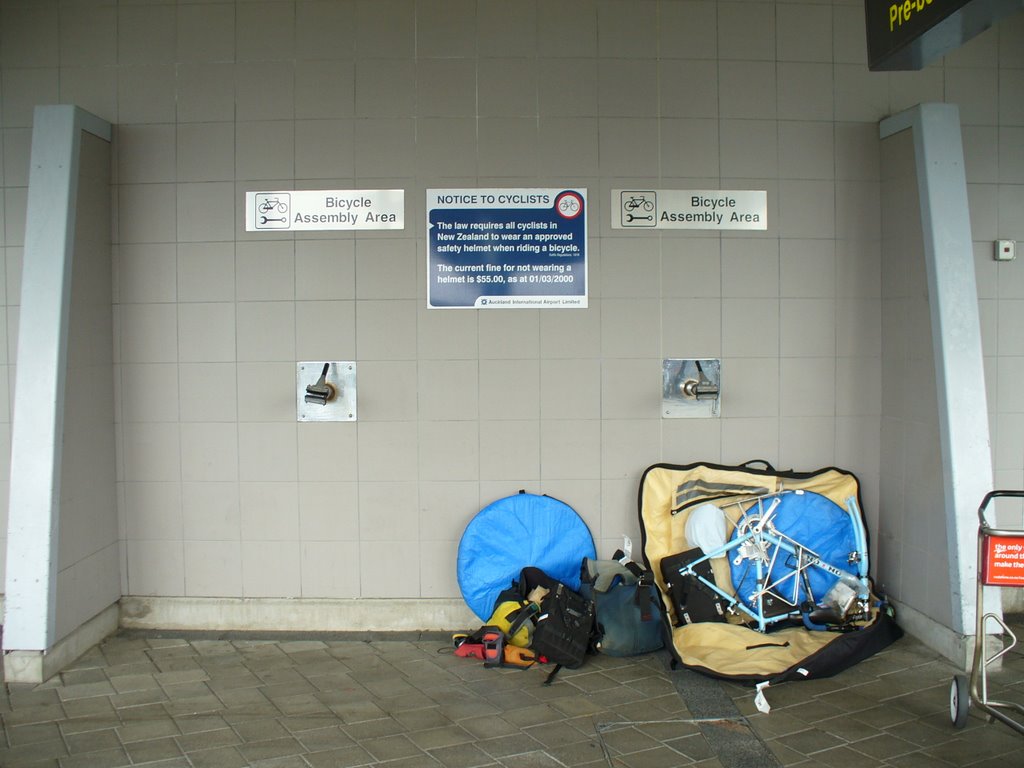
[949,490,1024,734]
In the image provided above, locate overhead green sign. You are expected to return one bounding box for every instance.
[865,0,1023,71]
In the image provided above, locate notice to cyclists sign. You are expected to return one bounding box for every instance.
[427,188,588,309]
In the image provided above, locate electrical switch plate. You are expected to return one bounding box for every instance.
[995,240,1016,261]
[296,362,357,421]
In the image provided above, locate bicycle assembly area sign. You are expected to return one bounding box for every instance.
[245,189,404,231]
[427,188,588,309]
[612,189,767,230]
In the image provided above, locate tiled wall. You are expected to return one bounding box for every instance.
[0,1,1022,610]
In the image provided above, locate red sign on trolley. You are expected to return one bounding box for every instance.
[982,535,1024,586]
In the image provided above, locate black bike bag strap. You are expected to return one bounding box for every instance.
[623,561,646,580]
[634,582,655,622]
[505,602,540,641]
[542,663,563,686]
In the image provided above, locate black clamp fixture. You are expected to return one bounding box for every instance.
[678,360,720,401]
[304,363,336,406]
[662,358,721,418]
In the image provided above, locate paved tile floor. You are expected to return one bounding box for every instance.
[0,620,1021,768]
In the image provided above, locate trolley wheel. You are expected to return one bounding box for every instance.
[950,674,970,728]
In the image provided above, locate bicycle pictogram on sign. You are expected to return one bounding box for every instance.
[254,193,291,229]
[555,191,584,219]
[620,191,656,227]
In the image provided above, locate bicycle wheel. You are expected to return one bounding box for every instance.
[950,674,970,728]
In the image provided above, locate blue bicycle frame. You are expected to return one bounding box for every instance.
[674,491,871,632]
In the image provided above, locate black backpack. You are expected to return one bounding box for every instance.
[498,566,596,682]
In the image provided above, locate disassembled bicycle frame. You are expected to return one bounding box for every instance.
[673,490,872,632]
